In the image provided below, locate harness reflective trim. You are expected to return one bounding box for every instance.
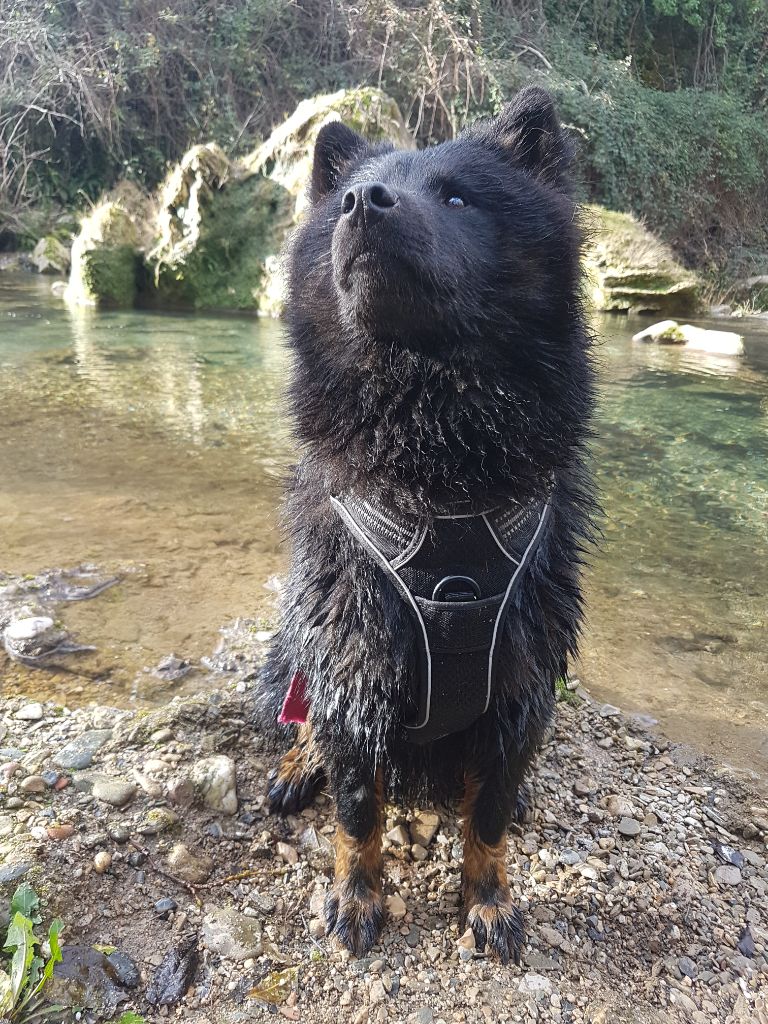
[330,490,552,743]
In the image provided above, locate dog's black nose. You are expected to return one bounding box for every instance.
[341,182,398,224]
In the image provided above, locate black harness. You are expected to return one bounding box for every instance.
[331,488,552,744]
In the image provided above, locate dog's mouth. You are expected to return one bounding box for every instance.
[335,242,397,293]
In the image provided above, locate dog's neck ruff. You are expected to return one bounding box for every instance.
[330,485,553,744]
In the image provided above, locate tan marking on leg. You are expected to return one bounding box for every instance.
[460,774,510,908]
[276,721,322,788]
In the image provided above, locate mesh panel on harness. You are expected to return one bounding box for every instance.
[330,490,552,743]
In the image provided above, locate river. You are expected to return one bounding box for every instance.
[2,273,767,781]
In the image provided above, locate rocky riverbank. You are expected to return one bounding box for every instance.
[2,636,767,1024]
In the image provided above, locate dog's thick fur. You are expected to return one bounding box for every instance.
[258,86,596,963]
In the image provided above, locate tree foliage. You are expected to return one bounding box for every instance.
[1,0,766,274]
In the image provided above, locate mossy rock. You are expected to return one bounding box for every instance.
[142,174,293,312]
[585,205,700,315]
[244,87,414,219]
[66,202,139,308]
[31,235,70,275]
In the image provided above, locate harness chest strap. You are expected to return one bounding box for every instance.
[329,489,553,744]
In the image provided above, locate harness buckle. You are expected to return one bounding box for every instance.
[432,575,481,602]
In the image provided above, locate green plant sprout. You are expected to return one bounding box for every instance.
[0,884,66,1023]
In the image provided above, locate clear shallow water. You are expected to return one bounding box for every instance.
[1,273,767,780]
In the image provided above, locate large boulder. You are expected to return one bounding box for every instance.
[65,202,139,308]
[585,206,700,315]
[142,88,412,314]
[142,143,294,313]
[63,89,412,314]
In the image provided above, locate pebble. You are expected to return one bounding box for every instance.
[93,852,112,874]
[14,702,44,721]
[408,1009,433,1024]
[107,951,140,988]
[409,811,440,847]
[138,807,179,835]
[411,843,428,861]
[47,823,75,841]
[386,825,410,846]
[573,776,598,796]
[713,864,742,886]
[154,897,178,919]
[167,842,214,884]
[190,755,238,815]
[309,917,325,939]
[202,905,262,960]
[92,778,136,808]
[133,769,162,798]
[518,973,553,1001]
[386,893,407,920]
[19,775,47,794]
[617,817,641,837]
[54,730,112,770]
[0,862,31,884]
[277,841,299,865]
[599,703,621,718]
[369,979,387,1004]
[679,956,697,979]
[166,776,195,806]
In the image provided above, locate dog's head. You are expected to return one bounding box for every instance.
[288,87,580,362]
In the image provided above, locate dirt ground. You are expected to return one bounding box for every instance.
[2,633,767,1023]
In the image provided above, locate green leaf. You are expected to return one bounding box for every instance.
[4,911,38,1003]
[10,884,41,925]
[29,918,64,1001]
[115,1012,146,1024]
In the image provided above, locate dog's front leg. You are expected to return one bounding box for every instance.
[461,769,524,965]
[324,764,384,957]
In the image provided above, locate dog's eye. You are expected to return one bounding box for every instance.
[445,195,466,208]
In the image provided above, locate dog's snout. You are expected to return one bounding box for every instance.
[341,182,399,225]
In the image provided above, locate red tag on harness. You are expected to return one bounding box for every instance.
[278,670,310,725]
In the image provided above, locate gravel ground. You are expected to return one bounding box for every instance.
[1,626,767,1023]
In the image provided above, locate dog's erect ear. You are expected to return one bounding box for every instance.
[311,121,370,202]
[468,87,571,187]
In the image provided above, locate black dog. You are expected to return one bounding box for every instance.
[258,86,595,964]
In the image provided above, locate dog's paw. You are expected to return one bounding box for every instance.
[267,765,325,816]
[324,884,384,957]
[465,899,524,965]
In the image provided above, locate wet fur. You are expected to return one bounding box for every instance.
[256,86,596,957]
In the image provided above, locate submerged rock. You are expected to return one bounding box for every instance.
[632,319,744,355]
[66,202,139,308]
[585,206,699,315]
[3,615,95,667]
